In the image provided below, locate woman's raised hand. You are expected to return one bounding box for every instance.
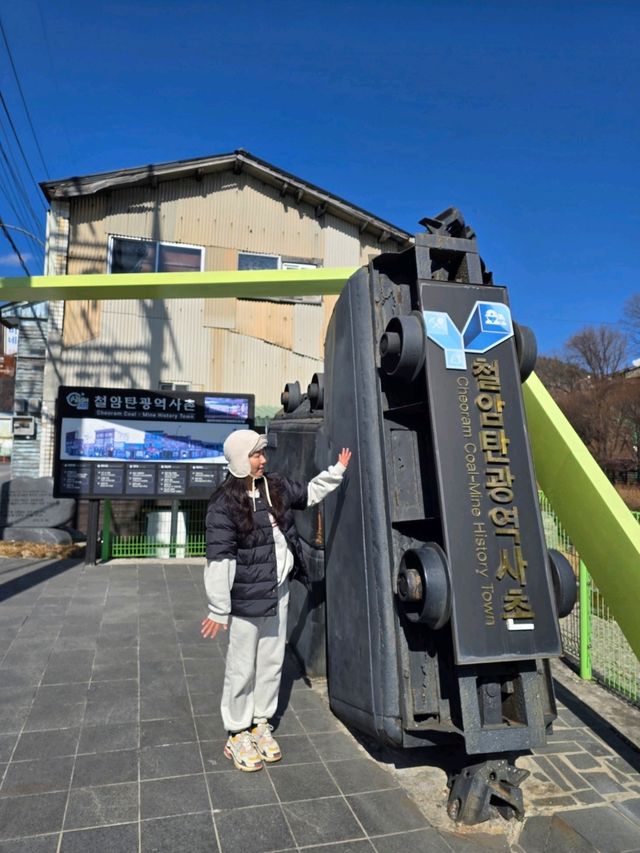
[338,448,352,468]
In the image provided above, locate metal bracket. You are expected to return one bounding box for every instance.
[447,759,530,824]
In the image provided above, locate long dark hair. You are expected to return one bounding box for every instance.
[210,474,287,538]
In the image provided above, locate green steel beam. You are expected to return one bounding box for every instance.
[0,268,358,302]
[523,372,640,658]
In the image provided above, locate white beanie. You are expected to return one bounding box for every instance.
[223,429,268,478]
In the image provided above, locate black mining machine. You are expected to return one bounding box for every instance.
[267,210,576,824]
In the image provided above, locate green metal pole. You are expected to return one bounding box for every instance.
[101,499,112,564]
[579,560,592,681]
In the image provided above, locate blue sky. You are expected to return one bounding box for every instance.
[0,0,638,357]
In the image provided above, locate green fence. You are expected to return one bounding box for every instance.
[107,499,208,560]
[540,493,640,706]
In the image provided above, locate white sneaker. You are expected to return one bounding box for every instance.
[251,718,282,763]
[223,730,264,772]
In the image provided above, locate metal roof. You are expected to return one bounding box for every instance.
[40,149,413,247]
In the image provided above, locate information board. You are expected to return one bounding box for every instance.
[53,386,254,499]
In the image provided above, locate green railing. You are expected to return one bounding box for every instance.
[106,499,207,560]
[540,492,640,705]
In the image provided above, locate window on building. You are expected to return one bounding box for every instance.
[238,253,321,304]
[159,381,190,391]
[109,236,204,274]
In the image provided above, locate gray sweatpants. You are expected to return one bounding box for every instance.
[220,581,289,732]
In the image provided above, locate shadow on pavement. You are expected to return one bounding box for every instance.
[0,558,84,603]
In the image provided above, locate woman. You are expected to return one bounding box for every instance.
[201,428,351,771]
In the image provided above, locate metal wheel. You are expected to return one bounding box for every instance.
[307,373,324,410]
[396,543,451,629]
[379,313,426,383]
[513,322,537,383]
[281,381,302,413]
[548,548,577,618]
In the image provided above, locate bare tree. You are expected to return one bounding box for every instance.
[565,325,628,379]
[535,355,587,396]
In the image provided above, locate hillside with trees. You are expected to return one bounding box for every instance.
[535,298,640,507]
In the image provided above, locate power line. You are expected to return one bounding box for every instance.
[0,134,45,238]
[0,92,47,212]
[0,214,31,275]
[0,14,49,179]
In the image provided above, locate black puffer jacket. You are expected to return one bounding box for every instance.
[205,474,310,618]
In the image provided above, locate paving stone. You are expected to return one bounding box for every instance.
[0,833,60,851]
[188,693,220,717]
[580,771,627,795]
[1,756,74,797]
[140,813,217,853]
[574,788,606,805]
[310,731,364,762]
[78,722,138,754]
[140,742,203,779]
[140,694,192,721]
[283,796,364,847]
[614,797,640,825]
[215,802,295,853]
[207,765,279,809]
[528,755,570,791]
[0,707,30,734]
[517,815,552,853]
[0,791,67,839]
[346,788,430,836]
[13,728,80,762]
[199,739,234,773]
[23,703,85,731]
[83,695,139,726]
[607,756,639,777]
[270,712,304,736]
[548,754,587,790]
[268,732,319,766]
[325,758,399,795]
[64,781,139,829]
[302,841,375,853]
[266,760,340,802]
[559,806,640,852]
[0,668,43,689]
[72,749,138,787]
[567,752,601,770]
[59,823,138,853]
[298,708,343,734]
[532,740,585,755]
[91,661,138,681]
[372,828,453,853]
[140,717,197,748]
[140,773,210,819]
[574,734,615,757]
[532,794,577,807]
[0,734,18,762]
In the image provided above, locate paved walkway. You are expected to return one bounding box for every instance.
[0,558,639,852]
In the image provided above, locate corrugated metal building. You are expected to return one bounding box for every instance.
[28,150,412,476]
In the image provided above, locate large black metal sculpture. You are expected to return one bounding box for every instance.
[269,210,577,824]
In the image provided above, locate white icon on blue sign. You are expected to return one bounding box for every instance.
[423,301,513,370]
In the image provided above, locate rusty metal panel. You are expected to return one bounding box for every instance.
[293,303,323,359]
[321,295,339,354]
[57,298,209,393]
[203,298,237,329]
[209,328,322,409]
[62,301,101,346]
[236,300,294,349]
